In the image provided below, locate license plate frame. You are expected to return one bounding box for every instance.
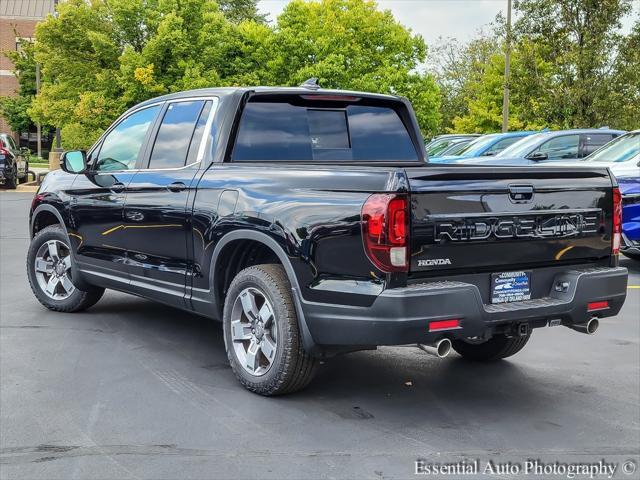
[491,270,532,304]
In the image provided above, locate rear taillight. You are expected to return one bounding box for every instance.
[0,147,8,159]
[361,194,409,272]
[612,187,622,255]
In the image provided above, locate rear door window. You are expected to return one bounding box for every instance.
[147,100,206,169]
[232,100,418,162]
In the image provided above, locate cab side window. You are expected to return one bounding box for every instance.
[147,100,207,169]
[534,134,580,160]
[95,105,161,172]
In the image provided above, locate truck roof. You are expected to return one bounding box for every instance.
[135,86,400,109]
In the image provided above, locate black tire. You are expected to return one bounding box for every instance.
[4,171,17,189]
[223,264,318,396]
[622,251,640,261]
[452,333,531,361]
[27,225,104,312]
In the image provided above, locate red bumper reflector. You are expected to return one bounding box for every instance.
[429,319,460,332]
[587,301,609,312]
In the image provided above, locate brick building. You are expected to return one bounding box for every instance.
[1,0,55,138]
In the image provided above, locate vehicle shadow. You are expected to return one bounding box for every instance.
[85,292,567,424]
[620,256,639,274]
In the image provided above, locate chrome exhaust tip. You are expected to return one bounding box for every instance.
[418,338,452,358]
[568,317,599,335]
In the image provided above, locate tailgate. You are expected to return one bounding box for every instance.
[407,166,614,273]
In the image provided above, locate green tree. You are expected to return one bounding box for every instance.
[429,33,502,132]
[29,0,441,148]
[513,0,634,128]
[0,38,38,134]
[218,0,266,23]
[432,0,637,133]
[269,0,440,135]
[449,38,556,133]
[606,19,640,130]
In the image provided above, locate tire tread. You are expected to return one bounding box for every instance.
[224,264,318,395]
[27,225,104,312]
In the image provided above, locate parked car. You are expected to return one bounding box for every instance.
[27,86,628,395]
[425,133,480,157]
[448,129,625,165]
[618,173,640,261]
[572,131,640,261]
[0,133,29,189]
[430,131,538,163]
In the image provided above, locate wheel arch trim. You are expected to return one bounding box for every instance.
[30,203,95,291]
[210,229,318,353]
[30,204,66,238]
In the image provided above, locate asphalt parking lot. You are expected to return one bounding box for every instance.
[1,191,639,480]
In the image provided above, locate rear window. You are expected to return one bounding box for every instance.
[232,99,418,162]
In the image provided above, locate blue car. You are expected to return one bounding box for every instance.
[579,131,640,260]
[429,131,537,163]
[448,129,625,165]
[619,173,640,261]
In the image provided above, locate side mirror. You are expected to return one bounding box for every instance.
[60,150,87,173]
[483,151,496,156]
[527,151,548,161]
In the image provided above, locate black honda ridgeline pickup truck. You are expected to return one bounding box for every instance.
[27,86,628,395]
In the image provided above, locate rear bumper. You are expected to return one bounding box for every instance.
[299,266,628,347]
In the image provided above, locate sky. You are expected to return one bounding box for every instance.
[258,0,640,47]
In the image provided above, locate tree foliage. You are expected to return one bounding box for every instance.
[433,0,638,133]
[28,0,440,149]
[0,39,38,133]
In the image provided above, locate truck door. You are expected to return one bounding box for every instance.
[122,99,216,307]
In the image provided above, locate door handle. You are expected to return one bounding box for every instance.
[110,182,125,193]
[167,182,186,192]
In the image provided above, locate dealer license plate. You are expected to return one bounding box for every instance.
[491,271,532,304]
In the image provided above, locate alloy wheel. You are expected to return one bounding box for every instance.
[34,240,75,300]
[230,287,278,376]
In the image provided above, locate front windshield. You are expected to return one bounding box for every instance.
[584,132,640,163]
[496,133,546,157]
[456,134,500,156]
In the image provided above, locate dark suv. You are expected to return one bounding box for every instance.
[0,133,29,188]
[27,87,627,395]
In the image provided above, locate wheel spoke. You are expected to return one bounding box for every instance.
[62,256,72,271]
[35,258,53,273]
[258,303,273,327]
[240,290,259,321]
[45,276,60,296]
[47,241,60,261]
[245,340,260,372]
[260,335,276,363]
[60,275,75,294]
[231,319,252,342]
